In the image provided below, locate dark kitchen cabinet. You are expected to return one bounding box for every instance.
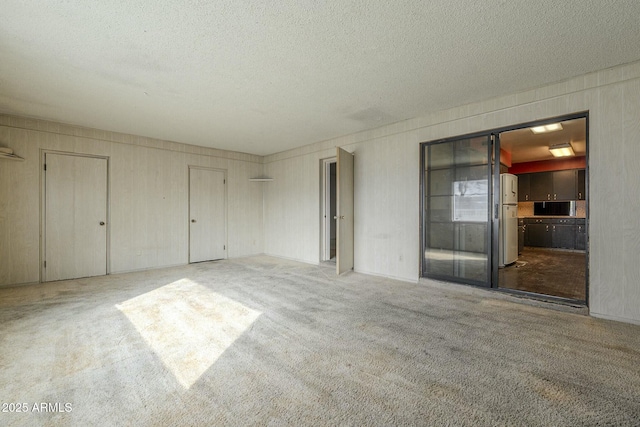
[527,223,551,247]
[519,223,525,254]
[523,218,538,246]
[518,174,531,201]
[529,172,553,201]
[523,217,584,250]
[552,224,575,249]
[577,169,586,200]
[522,169,583,201]
[552,170,577,201]
[576,220,586,250]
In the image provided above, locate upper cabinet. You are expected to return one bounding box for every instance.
[552,170,577,201]
[518,174,530,201]
[577,169,586,200]
[529,172,554,201]
[516,169,584,201]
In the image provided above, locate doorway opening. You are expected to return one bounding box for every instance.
[420,114,588,305]
[321,158,337,263]
[497,117,587,302]
[320,147,355,275]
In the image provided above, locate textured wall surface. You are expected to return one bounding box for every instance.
[0,117,264,286]
[263,60,640,325]
[2,61,640,325]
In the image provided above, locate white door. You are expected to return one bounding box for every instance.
[336,147,354,275]
[45,153,108,281]
[189,168,226,263]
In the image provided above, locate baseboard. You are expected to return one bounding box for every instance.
[590,312,640,326]
[0,281,40,289]
[353,268,418,284]
[111,262,188,275]
[262,253,320,266]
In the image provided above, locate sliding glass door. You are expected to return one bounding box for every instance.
[422,135,493,287]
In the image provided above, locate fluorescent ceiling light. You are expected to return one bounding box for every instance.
[549,142,575,157]
[531,123,563,134]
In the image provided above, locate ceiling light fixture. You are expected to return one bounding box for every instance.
[531,123,563,134]
[549,142,575,157]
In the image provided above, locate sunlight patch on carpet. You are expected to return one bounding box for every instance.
[116,279,261,388]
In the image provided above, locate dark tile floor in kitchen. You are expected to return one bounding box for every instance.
[499,248,586,301]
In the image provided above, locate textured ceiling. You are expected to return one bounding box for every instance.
[2,1,640,156]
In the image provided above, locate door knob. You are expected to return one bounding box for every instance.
[191,219,196,223]
[99,221,105,226]
[333,216,338,219]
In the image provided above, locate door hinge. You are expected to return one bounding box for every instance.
[44,164,47,171]
[224,179,226,184]
[44,261,46,268]
[224,245,226,250]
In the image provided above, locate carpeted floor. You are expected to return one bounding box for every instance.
[1,256,639,426]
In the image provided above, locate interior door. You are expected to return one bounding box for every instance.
[189,168,226,263]
[336,147,354,275]
[44,153,108,281]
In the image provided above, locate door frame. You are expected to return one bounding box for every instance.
[187,165,228,263]
[40,150,111,283]
[319,157,336,262]
[419,111,589,305]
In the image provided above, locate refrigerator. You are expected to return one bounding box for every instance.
[500,173,518,267]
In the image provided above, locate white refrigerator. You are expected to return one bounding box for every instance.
[500,173,518,267]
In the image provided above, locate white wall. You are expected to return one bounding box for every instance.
[263,60,640,325]
[0,116,264,286]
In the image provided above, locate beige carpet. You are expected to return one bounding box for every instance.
[1,256,639,426]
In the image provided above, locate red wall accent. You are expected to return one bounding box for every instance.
[500,149,512,167]
[508,157,586,174]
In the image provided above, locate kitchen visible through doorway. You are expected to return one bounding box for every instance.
[497,116,587,303]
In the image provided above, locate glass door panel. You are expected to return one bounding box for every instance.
[423,136,492,286]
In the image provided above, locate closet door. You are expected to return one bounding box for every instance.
[189,168,226,263]
[45,153,108,281]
